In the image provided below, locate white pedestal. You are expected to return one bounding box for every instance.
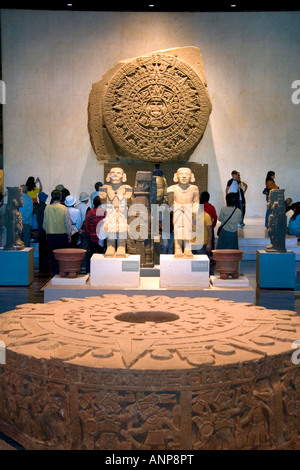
[51,274,89,285]
[160,254,210,288]
[90,254,140,287]
[0,247,34,286]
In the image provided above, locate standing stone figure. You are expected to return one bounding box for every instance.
[265,189,287,253]
[152,164,168,204]
[99,167,133,257]
[127,171,156,267]
[167,168,199,258]
[4,186,25,251]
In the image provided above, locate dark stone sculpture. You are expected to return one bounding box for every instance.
[265,189,287,253]
[4,186,25,251]
[127,171,156,267]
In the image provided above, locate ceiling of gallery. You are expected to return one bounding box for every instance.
[1,2,299,12]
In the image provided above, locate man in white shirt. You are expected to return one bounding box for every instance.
[65,195,83,247]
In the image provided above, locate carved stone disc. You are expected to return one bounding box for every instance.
[103,53,212,162]
[1,295,300,450]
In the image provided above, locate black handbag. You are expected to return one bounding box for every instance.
[262,187,269,195]
[217,207,237,236]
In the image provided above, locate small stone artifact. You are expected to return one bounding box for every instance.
[265,189,287,253]
[4,186,25,251]
[167,167,199,258]
[99,167,133,257]
[53,248,87,278]
[212,249,244,279]
[88,47,212,163]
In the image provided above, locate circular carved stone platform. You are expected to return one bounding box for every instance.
[0,295,300,450]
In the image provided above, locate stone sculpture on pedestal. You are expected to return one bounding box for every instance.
[4,186,25,251]
[265,189,287,253]
[127,171,156,267]
[99,167,133,258]
[167,167,199,258]
[151,164,168,204]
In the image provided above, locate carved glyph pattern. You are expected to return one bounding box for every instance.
[1,295,300,450]
[103,54,212,162]
[1,295,300,369]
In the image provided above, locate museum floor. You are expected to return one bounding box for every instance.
[0,217,299,450]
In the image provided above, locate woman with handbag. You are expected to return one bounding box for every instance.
[216,193,242,249]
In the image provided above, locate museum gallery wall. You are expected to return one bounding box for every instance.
[1,9,300,218]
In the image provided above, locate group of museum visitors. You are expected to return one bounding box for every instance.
[0,169,299,275]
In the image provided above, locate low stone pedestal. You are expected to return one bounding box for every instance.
[160,254,209,288]
[90,254,140,287]
[210,275,250,287]
[256,250,296,289]
[43,276,255,304]
[0,247,34,286]
[51,274,89,286]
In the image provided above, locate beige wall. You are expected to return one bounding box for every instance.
[1,9,300,216]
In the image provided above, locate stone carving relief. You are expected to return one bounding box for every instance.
[88,47,212,163]
[127,171,156,267]
[167,167,199,258]
[98,167,133,257]
[4,186,24,251]
[266,189,287,253]
[1,295,300,449]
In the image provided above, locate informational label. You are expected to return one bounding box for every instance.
[191,261,208,272]
[122,261,139,272]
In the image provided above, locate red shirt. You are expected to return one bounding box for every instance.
[204,202,217,228]
[84,207,106,244]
